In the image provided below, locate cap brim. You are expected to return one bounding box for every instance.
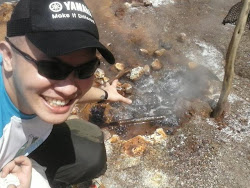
[26,31,115,64]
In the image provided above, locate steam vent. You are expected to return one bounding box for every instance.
[1,0,249,187]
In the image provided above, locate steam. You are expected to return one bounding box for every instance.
[111,64,215,126]
[185,40,224,81]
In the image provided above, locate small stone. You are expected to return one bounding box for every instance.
[190,99,213,117]
[129,66,145,81]
[177,32,187,43]
[122,83,133,94]
[71,106,79,115]
[159,40,173,50]
[94,68,105,79]
[207,80,222,97]
[139,48,150,56]
[188,62,198,69]
[115,63,125,71]
[155,128,167,139]
[95,78,104,85]
[132,145,145,155]
[151,59,163,71]
[144,128,168,145]
[131,1,144,7]
[154,49,166,57]
[124,2,132,8]
[109,135,120,143]
[143,65,151,75]
[116,81,123,91]
[107,43,112,47]
[143,0,152,6]
[122,135,148,157]
[103,77,110,83]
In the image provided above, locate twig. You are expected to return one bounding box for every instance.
[107,115,166,126]
[109,68,131,83]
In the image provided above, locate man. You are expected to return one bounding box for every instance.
[0,0,132,187]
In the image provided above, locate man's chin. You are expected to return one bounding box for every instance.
[39,113,70,125]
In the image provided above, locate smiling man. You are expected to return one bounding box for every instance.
[0,0,131,187]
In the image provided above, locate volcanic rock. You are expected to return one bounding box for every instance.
[139,48,150,56]
[177,32,187,43]
[151,59,163,71]
[129,66,144,81]
[188,62,198,69]
[122,83,133,94]
[154,48,167,57]
[143,64,151,75]
[115,62,125,71]
[95,68,105,79]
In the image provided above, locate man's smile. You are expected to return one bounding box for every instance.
[44,96,70,107]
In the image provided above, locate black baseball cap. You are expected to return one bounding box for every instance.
[7,0,115,64]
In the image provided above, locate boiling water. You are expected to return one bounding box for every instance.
[111,66,211,127]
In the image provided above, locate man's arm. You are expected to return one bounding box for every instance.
[79,79,132,104]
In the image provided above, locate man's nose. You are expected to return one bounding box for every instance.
[53,74,78,96]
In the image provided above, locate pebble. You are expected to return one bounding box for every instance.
[177,32,187,43]
[122,83,133,94]
[151,59,163,71]
[94,68,105,79]
[139,48,150,56]
[188,62,198,69]
[109,135,120,143]
[115,62,125,71]
[154,48,167,57]
[129,66,145,81]
[159,41,173,50]
[143,65,151,75]
[103,77,110,83]
[95,78,105,85]
[122,135,148,157]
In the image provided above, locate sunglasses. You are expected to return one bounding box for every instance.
[5,37,100,80]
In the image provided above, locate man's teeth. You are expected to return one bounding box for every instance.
[45,97,70,107]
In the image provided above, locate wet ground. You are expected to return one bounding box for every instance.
[0,0,249,187]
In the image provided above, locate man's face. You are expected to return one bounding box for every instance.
[3,36,95,124]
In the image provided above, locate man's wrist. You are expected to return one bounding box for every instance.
[98,89,108,103]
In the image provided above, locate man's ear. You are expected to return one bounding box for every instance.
[0,41,13,72]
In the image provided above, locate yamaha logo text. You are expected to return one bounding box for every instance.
[49,1,94,23]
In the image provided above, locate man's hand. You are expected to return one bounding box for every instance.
[101,79,132,104]
[79,79,133,104]
[1,156,32,188]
